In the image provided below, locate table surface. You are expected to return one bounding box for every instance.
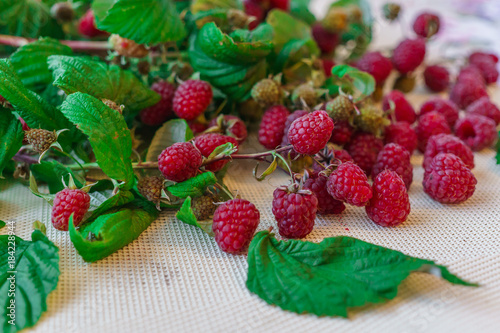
[2,1,500,332]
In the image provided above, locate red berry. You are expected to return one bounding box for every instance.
[392,38,426,74]
[188,121,208,134]
[372,143,413,189]
[413,12,440,38]
[469,57,499,84]
[51,189,91,231]
[423,65,449,92]
[329,120,353,145]
[356,51,393,85]
[258,105,290,149]
[322,58,335,77]
[272,187,318,239]
[346,133,383,176]
[244,0,265,30]
[415,111,451,152]
[158,142,202,182]
[288,110,334,155]
[326,162,373,207]
[140,81,176,126]
[209,115,248,143]
[450,80,488,109]
[419,98,459,128]
[383,90,417,124]
[423,134,474,170]
[423,153,477,204]
[269,0,290,11]
[384,121,418,154]
[212,199,260,254]
[194,133,239,172]
[304,172,346,215]
[173,80,212,120]
[78,10,106,38]
[312,23,339,54]
[457,66,485,85]
[469,51,498,64]
[465,96,500,125]
[454,114,497,151]
[280,110,309,146]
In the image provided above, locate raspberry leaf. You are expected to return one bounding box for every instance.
[266,10,318,54]
[289,0,316,25]
[146,119,194,162]
[167,172,217,199]
[247,231,477,317]
[0,220,4,229]
[83,190,135,224]
[0,230,59,333]
[30,161,84,193]
[176,196,214,236]
[0,111,24,178]
[327,64,375,101]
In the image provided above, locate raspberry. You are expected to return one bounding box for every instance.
[423,153,477,204]
[469,51,498,64]
[372,143,413,189]
[212,198,260,254]
[137,176,164,208]
[382,90,417,124]
[423,65,449,92]
[173,80,212,120]
[383,3,400,21]
[393,74,416,93]
[158,142,202,182]
[450,80,488,109]
[413,12,440,38]
[78,10,106,38]
[366,170,410,227]
[392,38,426,74]
[304,173,346,215]
[272,187,318,239]
[288,110,334,155]
[312,146,353,173]
[194,133,239,172]
[191,195,216,220]
[326,162,372,206]
[188,121,208,134]
[280,110,309,147]
[270,0,290,11]
[329,120,353,145]
[415,111,451,153]
[322,58,335,77]
[419,98,459,128]
[243,0,265,30]
[251,78,281,107]
[109,34,148,58]
[356,51,393,85]
[291,83,317,107]
[334,148,353,163]
[209,115,248,144]
[140,80,176,126]
[51,2,74,22]
[454,114,497,151]
[423,134,474,170]
[469,57,499,84]
[465,97,500,125]
[25,129,57,153]
[51,189,91,231]
[326,95,354,122]
[346,133,384,176]
[258,105,290,149]
[457,66,485,85]
[312,23,339,54]
[354,104,388,136]
[384,122,418,154]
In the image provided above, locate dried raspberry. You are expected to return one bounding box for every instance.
[454,114,497,151]
[450,80,488,109]
[140,81,176,126]
[173,80,212,120]
[326,162,372,206]
[195,133,238,172]
[372,143,413,189]
[312,23,339,54]
[384,122,418,154]
[366,170,410,227]
[158,142,202,182]
[413,12,440,38]
[423,65,449,92]
[415,111,451,152]
[288,110,333,155]
[465,97,500,125]
[423,153,477,204]
[51,189,91,231]
[209,115,248,144]
[251,78,282,107]
[469,51,498,64]
[281,110,309,146]
[419,98,459,128]
[329,120,354,145]
[346,133,383,176]
[382,90,417,124]
[272,187,318,239]
[392,38,426,74]
[137,176,164,208]
[25,129,57,153]
[191,195,216,220]
[356,51,393,85]
[78,10,106,38]
[423,134,474,170]
[212,198,260,254]
[304,172,346,215]
[258,105,290,149]
[469,57,499,84]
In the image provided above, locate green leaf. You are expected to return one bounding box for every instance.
[329,65,375,100]
[145,119,194,162]
[92,0,116,22]
[69,199,159,262]
[95,0,186,44]
[10,37,73,92]
[290,0,316,25]
[167,172,217,199]
[60,93,134,186]
[84,190,135,224]
[30,161,84,194]
[0,112,23,178]
[0,220,5,229]
[274,38,319,73]
[48,55,160,115]
[189,22,273,101]
[0,230,59,333]
[247,231,477,318]
[191,0,242,13]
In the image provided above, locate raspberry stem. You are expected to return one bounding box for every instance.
[0,34,110,52]
[201,145,293,167]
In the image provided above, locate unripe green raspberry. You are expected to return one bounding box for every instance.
[138,176,164,209]
[292,83,317,107]
[325,95,354,122]
[25,129,57,153]
[191,195,216,220]
[251,79,281,107]
[354,105,389,136]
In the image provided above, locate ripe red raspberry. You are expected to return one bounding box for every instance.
[173,80,213,120]
[288,110,334,155]
[423,153,477,204]
[140,81,176,126]
[188,121,208,134]
[366,170,410,227]
[465,97,500,125]
[329,120,353,145]
[194,133,239,172]
[272,187,318,239]
[372,143,413,189]
[312,23,339,54]
[423,65,449,92]
[322,58,335,77]
[51,189,91,231]
[469,51,498,64]
[244,0,265,30]
[423,134,474,170]
[356,51,393,85]
[78,10,106,38]
[415,111,451,152]
[333,149,353,163]
[469,57,499,84]
[212,198,260,254]
[209,115,248,144]
[280,110,309,146]
[326,162,372,206]
[304,172,346,215]
[346,133,383,176]
[269,0,290,11]
[419,98,459,128]
[158,142,202,182]
[450,80,488,109]
[457,65,485,85]
[382,90,417,124]
[454,114,497,151]
[384,121,418,154]
[258,105,290,149]
[392,38,426,74]
[412,12,440,38]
